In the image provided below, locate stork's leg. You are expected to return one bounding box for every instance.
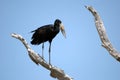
[49,42,51,65]
[42,43,44,59]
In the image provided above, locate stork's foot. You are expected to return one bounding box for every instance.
[42,57,44,60]
[38,54,44,60]
[49,62,51,65]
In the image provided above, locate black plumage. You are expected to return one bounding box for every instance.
[31,19,66,64]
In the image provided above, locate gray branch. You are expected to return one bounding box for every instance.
[85,6,120,62]
[11,33,73,80]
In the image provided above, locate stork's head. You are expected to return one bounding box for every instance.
[54,19,66,38]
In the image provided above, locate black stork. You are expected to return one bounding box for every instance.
[31,19,66,64]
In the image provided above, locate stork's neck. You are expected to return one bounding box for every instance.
[54,25,60,33]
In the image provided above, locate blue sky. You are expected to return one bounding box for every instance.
[1,0,120,80]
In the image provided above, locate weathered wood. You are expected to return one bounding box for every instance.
[85,6,120,62]
[11,6,120,80]
[11,33,73,80]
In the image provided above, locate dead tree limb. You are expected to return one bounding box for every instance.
[85,6,120,62]
[11,33,73,80]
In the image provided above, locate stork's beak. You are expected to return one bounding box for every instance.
[60,24,66,38]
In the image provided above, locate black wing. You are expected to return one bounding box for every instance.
[31,24,54,45]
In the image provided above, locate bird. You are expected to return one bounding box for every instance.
[31,19,66,64]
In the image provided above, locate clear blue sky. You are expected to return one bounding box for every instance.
[1,0,120,80]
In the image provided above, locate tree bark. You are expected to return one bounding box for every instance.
[11,33,73,80]
[85,6,120,62]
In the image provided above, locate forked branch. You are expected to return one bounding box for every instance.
[85,6,120,62]
[11,33,73,80]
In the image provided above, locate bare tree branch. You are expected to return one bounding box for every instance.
[11,6,120,80]
[11,33,73,80]
[85,6,120,62]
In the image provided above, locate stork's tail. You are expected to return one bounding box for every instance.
[31,38,42,45]
[31,39,37,45]
[30,30,36,33]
